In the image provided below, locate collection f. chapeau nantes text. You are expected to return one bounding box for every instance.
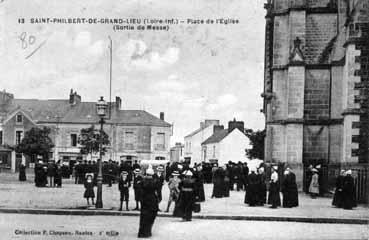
[17,17,239,31]
[14,229,119,237]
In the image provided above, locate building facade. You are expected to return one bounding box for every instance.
[0,90,172,172]
[201,120,250,166]
[262,0,369,198]
[170,142,184,163]
[184,119,220,164]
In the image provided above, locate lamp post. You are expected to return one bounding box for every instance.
[95,96,108,209]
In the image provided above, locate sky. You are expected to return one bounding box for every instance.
[0,0,266,145]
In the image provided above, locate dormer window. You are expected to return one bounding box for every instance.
[16,114,23,123]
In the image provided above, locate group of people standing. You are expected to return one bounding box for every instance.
[34,160,63,187]
[332,169,357,210]
[244,166,298,208]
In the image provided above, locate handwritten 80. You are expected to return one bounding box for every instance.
[18,32,47,59]
[19,32,36,49]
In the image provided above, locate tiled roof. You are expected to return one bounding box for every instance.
[201,129,230,145]
[2,98,170,127]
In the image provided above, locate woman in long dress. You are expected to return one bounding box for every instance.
[308,169,319,198]
[268,166,281,208]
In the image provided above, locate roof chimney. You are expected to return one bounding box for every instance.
[160,112,164,121]
[115,96,122,110]
[204,119,220,128]
[69,89,81,105]
[228,118,244,133]
[213,125,224,133]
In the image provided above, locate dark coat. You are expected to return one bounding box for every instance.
[257,173,267,205]
[84,181,95,198]
[212,168,225,198]
[342,175,357,209]
[19,164,26,181]
[245,172,259,206]
[138,176,159,238]
[268,180,281,207]
[47,163,56,177]
[282,172,299,208]
[178,178,196,221]
[193,170,205,202]
[332,175,345,207]
[133,175,143,201]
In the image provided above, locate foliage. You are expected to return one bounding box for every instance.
[78,125,110,156]
[15,127,55,160]
[244,128,266,160]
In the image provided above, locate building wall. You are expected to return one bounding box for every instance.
[263,0,369,194]
[184,125,215,164]
[218,129,249,166]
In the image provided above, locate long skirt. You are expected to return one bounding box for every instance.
[179,192,195,220]
[245,184,258,206]
[198,184,205,202]
[138,209,157,238]
[282,188,298,208]
[268,182,281,208]
[258,183,267,205]
[332,189,343,207]
[212,181,223,198]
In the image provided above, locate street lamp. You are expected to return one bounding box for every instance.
[95,96,108,209]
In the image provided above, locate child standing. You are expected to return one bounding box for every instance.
[84,174,95,206]
[119,171,131,211]
[133,169,143,210]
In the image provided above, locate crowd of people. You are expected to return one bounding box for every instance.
[20,158,359,238]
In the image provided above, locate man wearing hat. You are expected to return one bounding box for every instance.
[118,171,131,211]
[138,167,159,238]
[178,170,197,221]
[165,171,181,212]
[133,168,143,211]
[154,165,165,211]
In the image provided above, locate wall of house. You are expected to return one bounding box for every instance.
[218,129,250,166]
[184,125,215,164]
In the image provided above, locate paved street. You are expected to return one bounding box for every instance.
[0,172,368,221]
[1,213,368,240]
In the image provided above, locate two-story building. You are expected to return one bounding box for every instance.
[184,119,220,165]
[0,89,172,172]
[201,119,250,166]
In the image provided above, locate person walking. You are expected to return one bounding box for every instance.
[138,167,159,238]
[268,166,281,208]
[178,170,197,221]
[332,170,345,208]
[118,171,131,211]
[83,174,95,206]
[308,168,319,198]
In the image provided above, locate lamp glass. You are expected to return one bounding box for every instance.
[96,96,107,117]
